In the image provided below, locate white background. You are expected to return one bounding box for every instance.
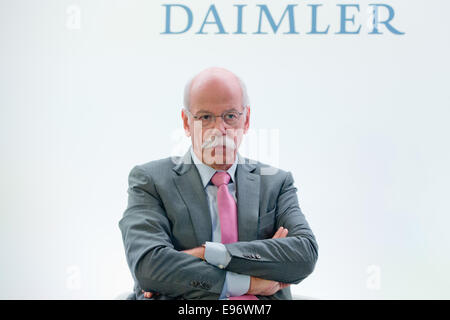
[1,0,449,299]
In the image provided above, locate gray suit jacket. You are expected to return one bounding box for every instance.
[119,151,318,300]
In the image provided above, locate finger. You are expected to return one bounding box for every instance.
[275,227,287,239]
[280,283,290,289]
[272,227,282,238]
[273,282,282,294]
[272,227,284,239]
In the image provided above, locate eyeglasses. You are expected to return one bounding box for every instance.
[185,107,246,127]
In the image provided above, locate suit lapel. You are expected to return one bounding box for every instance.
[235,157,260,242]
[173,151,212,245]
[172,151,260,244]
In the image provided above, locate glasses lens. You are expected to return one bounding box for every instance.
[198,113,214,127]
[223,112,239,125]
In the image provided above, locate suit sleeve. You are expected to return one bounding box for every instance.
[119,165,227,299]
[224,172,319,284]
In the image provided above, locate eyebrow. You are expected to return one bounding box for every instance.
[195,108,241,114]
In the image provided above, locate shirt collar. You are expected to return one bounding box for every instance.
[190,147,238,188]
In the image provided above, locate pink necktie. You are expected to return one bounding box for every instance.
[211,172,258,300]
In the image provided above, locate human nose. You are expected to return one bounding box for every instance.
[211,115,227,134]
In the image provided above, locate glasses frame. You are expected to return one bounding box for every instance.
[184,106,247,127]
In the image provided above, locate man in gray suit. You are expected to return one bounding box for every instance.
[119,67,318,300]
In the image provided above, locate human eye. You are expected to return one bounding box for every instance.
[225,112,238,120]
[199,114,212,121]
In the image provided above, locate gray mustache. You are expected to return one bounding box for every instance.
[201,135,236,150]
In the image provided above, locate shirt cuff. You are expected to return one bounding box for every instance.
[204,241,232,269]
[220,272,251,299]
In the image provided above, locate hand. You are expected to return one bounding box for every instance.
[247,277,290,296]
[245,227,290,296]
[182,246,206,260]
[141,289,159,299]
[272,226,288,239]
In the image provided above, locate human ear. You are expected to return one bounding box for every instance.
[182,109,191,137]
[243,106,250,134]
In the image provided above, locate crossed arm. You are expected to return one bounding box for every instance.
[119,166,318,299]
[142,227,291,299]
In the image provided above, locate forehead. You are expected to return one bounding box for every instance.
[189,75,243,114]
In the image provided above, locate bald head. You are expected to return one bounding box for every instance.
[184,67,249,110]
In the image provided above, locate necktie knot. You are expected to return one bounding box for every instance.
[211,171,231,187]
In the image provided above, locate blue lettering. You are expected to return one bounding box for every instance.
[307,4,330,34]
[369,4,405,35]
[254,4,299,34]
[233,4,247,34]
[161,4,193,34]
[196,4,228,34]
[336,4,361,34]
